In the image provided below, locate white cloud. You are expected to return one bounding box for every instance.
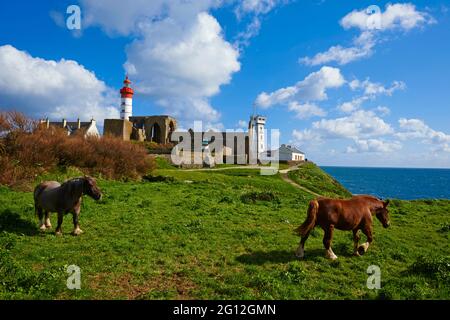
[300,3,435,66]
[255,66,345,108]
[234,16,262,48]
[124,12,240,122]
[338,96,369,113]
[292,128,322,144]
[398,118,450,152]
[340,3,435,32]
[293,110,401,155]
[312,110,393,139]
[81,0,222,36]
[80,1,241,124]
[347,138,402,153]
[300,32,376,66]
[292,110,394,150]
[233,1,288,48]
[0,45,118,122]
[375,106,391,116]
[237,119,248,129]
[339,78,405,113]
[288,102,327,119]
[350,78,406,97]
[236,0,286,16]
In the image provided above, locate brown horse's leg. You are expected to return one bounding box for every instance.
[71,212,83,236]
[295,233,311,259]
[36,207,46,231]
[45,211,52,229]
[353,229,361,256]
[358,226,373,255]
[323,225,337,260]
[55,212,64,236]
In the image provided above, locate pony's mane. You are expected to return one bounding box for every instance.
[61,177,84,186]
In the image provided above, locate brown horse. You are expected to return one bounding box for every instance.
[34,176,102,236]
[295,195,390,260]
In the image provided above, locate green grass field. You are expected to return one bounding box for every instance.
[0,163,449,300]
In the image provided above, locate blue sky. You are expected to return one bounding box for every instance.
[1,0,449,168]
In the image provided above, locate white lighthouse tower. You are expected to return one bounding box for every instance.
[249,114,267,160]
[120,75,134,120]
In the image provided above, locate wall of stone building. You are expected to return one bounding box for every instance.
[103,119,133,141]
[131,127,145,141]
[144,116,177,144]
[129,116,177,144]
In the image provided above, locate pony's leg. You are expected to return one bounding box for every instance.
[36,207,46,231]
[45,211,52,229]
[353,229,361,256]
[323,225,337,260]
[71,212,83,236]
[358,226,373,255]
[55,212,64,236]
[295,232,311,259]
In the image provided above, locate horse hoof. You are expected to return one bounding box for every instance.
[45,224,52,229]
[326,253,338,260]
[295,248,305,259]
[357,246,366,256]
[39,225,47,231]
[71,229,83,236]
[55,231,62,236]
[353,252,361,257]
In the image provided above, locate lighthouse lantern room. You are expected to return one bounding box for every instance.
[120,76,134,120]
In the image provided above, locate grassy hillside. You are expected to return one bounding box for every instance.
[288,163,352,198]
[0,165,449,299]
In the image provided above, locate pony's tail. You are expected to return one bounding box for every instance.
[295,199,319,237]
[33,184,44,217]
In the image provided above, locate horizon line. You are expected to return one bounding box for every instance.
[319,165,450,170]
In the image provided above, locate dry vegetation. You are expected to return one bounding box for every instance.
[0,111,155,187]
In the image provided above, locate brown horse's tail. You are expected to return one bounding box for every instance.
[33,184,45,217]
[295,199,319,237]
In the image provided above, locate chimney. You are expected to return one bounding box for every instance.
[77,118,81,129]
[62,119,67,128]
[46,118,49,129]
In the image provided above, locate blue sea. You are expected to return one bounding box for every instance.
[321,167,450,200]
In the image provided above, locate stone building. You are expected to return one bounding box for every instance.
[39,118,100,138]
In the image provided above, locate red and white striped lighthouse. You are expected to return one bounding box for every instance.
[120,75,134,120]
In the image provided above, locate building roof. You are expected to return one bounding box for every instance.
[279,144,305,154]
[41,119,98,136]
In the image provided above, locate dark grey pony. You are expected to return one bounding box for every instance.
[34,176,102,236]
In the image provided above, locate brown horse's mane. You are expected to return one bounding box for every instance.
[61,177,85,187]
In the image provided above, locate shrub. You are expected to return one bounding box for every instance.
[240,191,280,204]
[409,255,450,282]
[0,112,155,187]
[438,222,450,233]
[142,175,175,183]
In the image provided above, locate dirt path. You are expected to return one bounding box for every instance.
[279,171,322,197]
[178,165,261,172]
